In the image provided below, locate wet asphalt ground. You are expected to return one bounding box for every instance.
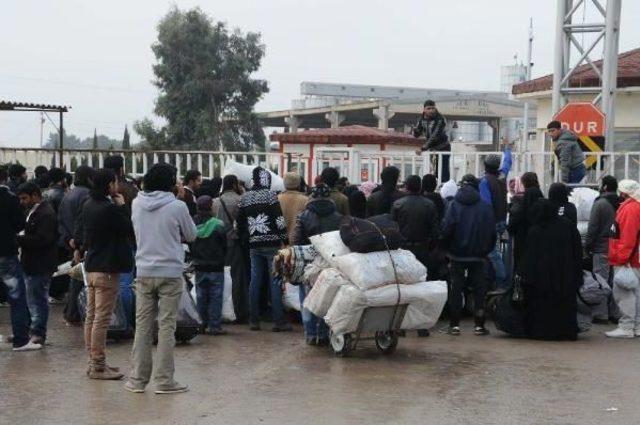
[1,305,639,425]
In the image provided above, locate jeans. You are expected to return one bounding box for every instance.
[0,256,30,347]
[84,272,119,367]
[568,163,586,184]
[249,247,285,326]
[299,284,328,340]
[488,222,507,290]
[129,277,183,389]
[448,261,486,327]
[24,274,51,340]
[195,271,224,330]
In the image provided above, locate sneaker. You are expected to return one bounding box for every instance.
[48,296,64,305]
[155,383,189,394]
[447,326,461,336]
[86,364,121,376]
[29,336,45,345]
[124,380,146,394]
[272,324,293,332]
[12,341,43,351]
[89,367,124,380]
[249,322,261,331]
[474,326,490,336]
[605,328,634,338]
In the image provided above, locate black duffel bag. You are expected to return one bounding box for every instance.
[339,214,403,253]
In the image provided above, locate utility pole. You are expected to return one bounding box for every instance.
[551,0,622,151]
[39,111,44,148]
[522,18,533,153]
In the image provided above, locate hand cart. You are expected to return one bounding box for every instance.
[329,304,408,357]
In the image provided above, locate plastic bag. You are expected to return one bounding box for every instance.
[333,249,427,290]
[303,268,350,317]
[177,280,202,328]
[579,270,611,306]
[282,280,301,311]
[222,266,236,322]
[222,160,285,192]
[613,266,640,291]
[324,285,367,335]
[309,231,351,267]
[569,187,599,221]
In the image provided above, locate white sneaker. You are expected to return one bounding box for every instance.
[12,341,43,351]
[605,328,634,339]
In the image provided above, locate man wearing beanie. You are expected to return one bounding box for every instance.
[237,167,289,332]
[606,179,640,338]
[278,172,308,245]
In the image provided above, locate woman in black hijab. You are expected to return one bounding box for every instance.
[548,182,577,226]
[522,199,582,340]
[507,172,544,274]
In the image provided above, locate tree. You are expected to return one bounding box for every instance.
[122,125,131,150]
[134,6,269,151]
[92,129,98,150]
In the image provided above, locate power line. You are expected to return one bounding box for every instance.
[0,74,156,95]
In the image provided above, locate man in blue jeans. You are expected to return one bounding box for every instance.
[190,196,228,335]
[16,182,58,345]
[0,168,41,351]
[237,167,289,332]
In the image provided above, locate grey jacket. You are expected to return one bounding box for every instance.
[555,130,585,182]
[213,190,242,241]
[58,185,90,248]
[585,192,620,254]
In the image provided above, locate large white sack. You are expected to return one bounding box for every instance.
[303,268,350,317]
[569,187,599,221]
[223,160,285,192]
[302,255,332,286]
[283,282,301,311]
[333,249,427,290]
[365,281,448,330]
[324,285,367,335]
[222,266,236,321]
[309,231,351,267]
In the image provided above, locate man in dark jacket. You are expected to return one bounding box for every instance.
[190,196,228,335]
[0,168,42,351]
[367,166,404,217]
[33,165,49,190]
[45,166,69,302]
[293,183,342,345]
[414,100,451,182]
[45,167,67,213]
[547,120,586,184]
[7,163,27,194]
[104,155,139,210]
[16,182,58,345]
[585,175,621,323]
[320,167,350,216]
[237,167,289,332]
[440,175,495,336]
[180,169,202,217]
[80,168,134,380]
[421,174,445,219]
[392,175,439,269]
[59,166,95,324]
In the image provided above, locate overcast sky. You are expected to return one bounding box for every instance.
[1,0,639,148]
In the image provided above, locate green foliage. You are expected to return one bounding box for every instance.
[134,6,269,151]
[45,130,122,150]
[92,129,98,150]
[122,125,131,150]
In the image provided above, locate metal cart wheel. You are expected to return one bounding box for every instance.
[375,331,398,354]
[330,333,352,357]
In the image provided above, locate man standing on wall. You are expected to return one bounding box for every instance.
[414,100,451,182]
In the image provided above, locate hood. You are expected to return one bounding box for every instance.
[557,129,578,144]
[307,198,337,217]
[454,185,480,206]
[598,192,621,211]
[136,191,176,211]
[530,199,558,224]
[548,183,569,204]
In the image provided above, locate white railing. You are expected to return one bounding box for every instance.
[1,147,639,191]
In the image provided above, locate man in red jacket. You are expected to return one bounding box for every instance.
[606,180,640,338]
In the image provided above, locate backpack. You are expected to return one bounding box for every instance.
[339,214,403,253]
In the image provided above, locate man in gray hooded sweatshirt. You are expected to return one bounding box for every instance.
[547,120,586,184]
[124,163,197,395]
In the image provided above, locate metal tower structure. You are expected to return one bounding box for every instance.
[552,0,622,151]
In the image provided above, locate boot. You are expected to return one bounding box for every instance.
[89,365,124,380]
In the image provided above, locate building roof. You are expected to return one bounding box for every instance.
[0,101,70,112]
[270,125,422,146]
[513,48,640,95]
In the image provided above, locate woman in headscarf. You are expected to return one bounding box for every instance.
[548,182,578,226]
[522,199,582,340]
[507,172,544,274]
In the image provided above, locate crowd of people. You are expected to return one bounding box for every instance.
[1,115,639,394]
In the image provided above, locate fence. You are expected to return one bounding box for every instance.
[1,147,639,191]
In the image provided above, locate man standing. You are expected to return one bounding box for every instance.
[45,167,67,213]
[237,167,289,332]
[479,147,512,291]
[278,172,308,245]
[414,100,451,182]
[605,180,640,339]
[81,169,134,380]
[320,167,350,216]
[125,163,196,394]
[180,170,202,217]
[585,176,621,323]
[546,121,586,184]
[367,166,404,217]
[440,175,495,336]
[0,168,41,351]
[7,163,27,194]
[104,155,139,209]
[16,182,58,345]
[46,166,70,303]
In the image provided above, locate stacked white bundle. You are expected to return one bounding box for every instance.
[304,231,448,335]
[569,187,599,221]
